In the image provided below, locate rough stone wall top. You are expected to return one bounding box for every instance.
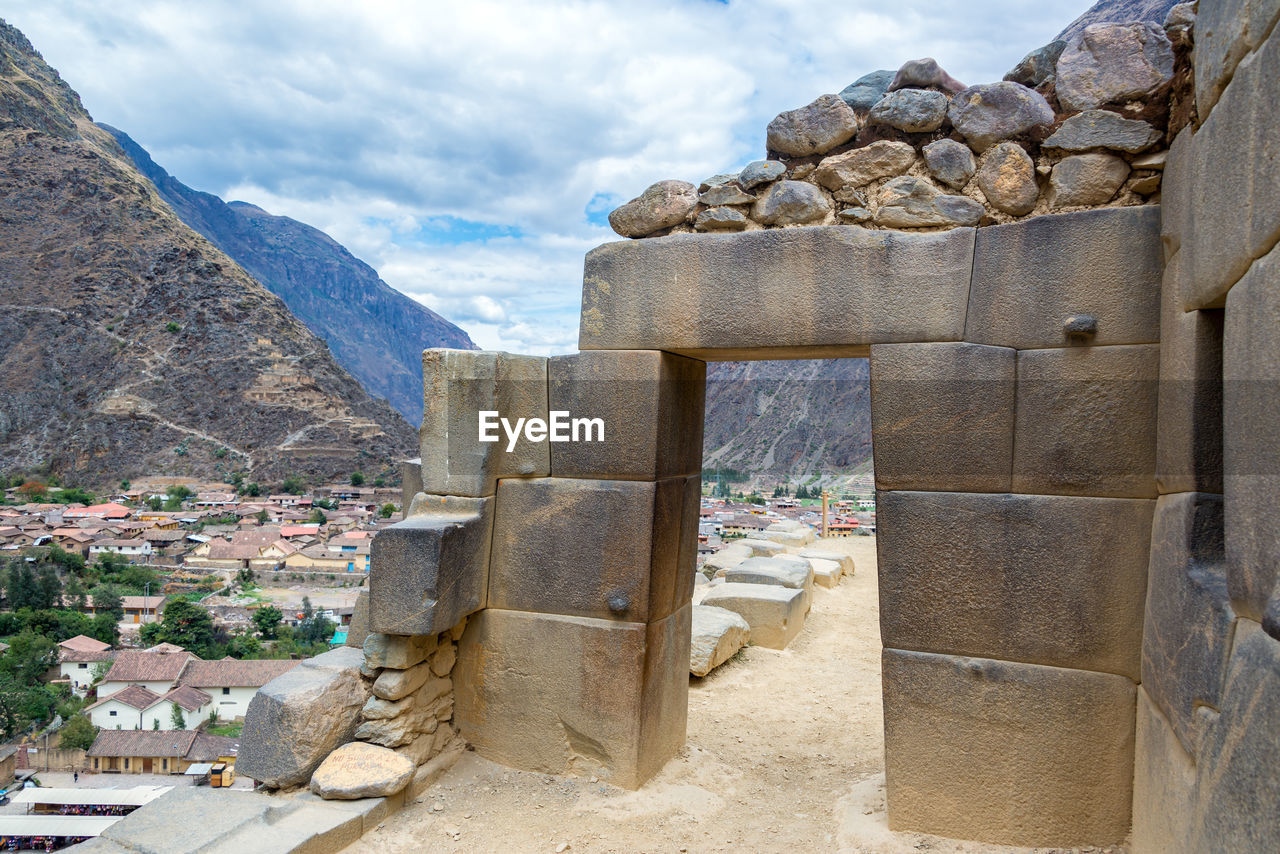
[606,14,1193,242]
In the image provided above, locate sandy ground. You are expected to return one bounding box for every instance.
[347,537,1125,854]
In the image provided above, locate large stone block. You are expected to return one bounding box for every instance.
[488,476,697,623]
[579,226,975,360]
[965,207,1162,350]
[869,342,1015,493]
[345,591,370,649]
[1194,0,1280,118]
[547,349,705,480]
[1249,20,1280,263]
[1012,345,1159,498]
[1156,252,1224,495]
[399,457,422,508]
[368,495,492,635]
[700,582,806,649]
[1192,620,1280,852]
[1182,40,1270,309]
[453,606,690,789]
[419,349,549,497]
[238,647,371,789]
[876,490,1153,678]
[1131,688,1198,854]
[689,605,750,677]
[1141,493,1234,753]
[1224,246,1280,633]
[882,648,1136,846]
[1160,128,1193,261]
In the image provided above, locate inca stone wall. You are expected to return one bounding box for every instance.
[234,1,1279,848]
[1132,0,1280,850]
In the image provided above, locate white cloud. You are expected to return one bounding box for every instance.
[5,0,1090,354]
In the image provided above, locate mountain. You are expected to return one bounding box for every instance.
[1056,0,1181,40]
[99,126,476,426]
[703,359,871,486]
[0,20,417,489]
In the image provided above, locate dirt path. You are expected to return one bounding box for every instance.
[352,537,1123,854]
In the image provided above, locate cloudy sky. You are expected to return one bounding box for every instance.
[8,0,1088,354]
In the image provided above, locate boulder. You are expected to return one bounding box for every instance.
[724,556,813,591]
[372,659,434,701]
[809,558,843,588]
[798,548,854,576]
[364,632,436,670]
[738,538,786,557]
[608,180,698,238]
[701,583,807,650]
[237,647,371,789]
[1042,110,1162,154]
[1055,22,1175,112]
[1004,40,1066,88]
[699,185,755,206]
[922,139,976,189]
[947,82,1055,153]
[698,173,738,192]
[839,69,896,111]
[702,543,751,576]
[738,159,786,190]
[1048,153,1130,207]
[814,140,915,190]
[868,89,949,133]
[766,94,860,157]
[695,207,749,232]
[310,742,414,800]
[976,142,1039,216]
[888,58,965,95]
[752,180,831,226]
[758,528,812,547]
[689,605,751,677]
[875,176,984,228]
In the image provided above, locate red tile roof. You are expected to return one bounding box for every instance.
[178,658,298,689]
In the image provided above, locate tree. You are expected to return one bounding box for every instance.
[148,600,217,658]
[90,612,119,646]
[350,472,365,486]
[170,703,186,730]
[236,567,255,588]
[296,597,334,646]
[308,508,327,524]
[243,482,261,497]
[34,565,61,610]
[252,606,282,640]
[255,509,270,524]
[18,481,46,500]
[281,476,304,495]
[92,587,124,622]
[59,714,98,751]
[147,495,163,511]
[380,503,396,519]
[6,564,37,611]
[119,480,130,491]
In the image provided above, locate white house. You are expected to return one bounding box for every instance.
[85,684,211,730]
[57,635,113,695]
[97,649,194,699]
[88,538,153,559]
[177,659,298,720]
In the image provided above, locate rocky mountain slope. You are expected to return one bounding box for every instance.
[100,126,476,426]
[0,20,417,489]
[703,359,871,484]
